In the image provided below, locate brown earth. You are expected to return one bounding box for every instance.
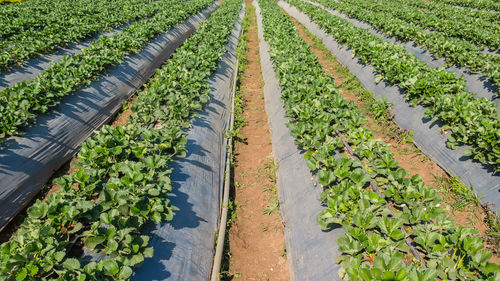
[288,15,499,262]
[111,95,138,127]
[224,2,290,280]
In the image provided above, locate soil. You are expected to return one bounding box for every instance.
[289,15,500,263]
[225,2,290,280]
[111,95,138,127]
[43,95,140,201]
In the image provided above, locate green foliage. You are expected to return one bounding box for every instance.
[0,0,244,279]
[434,0,500,12]
[370,98,393,121]
[0,0,211,141]
[339,0,499,50]
[257,0,499,279]
[310,0,500,92]
[0,0,167,69]
[0,0,23,4]
[286,0,500,172]
[399,0,499,22]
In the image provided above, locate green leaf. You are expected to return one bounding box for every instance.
[102,260,119,276]
[26,264,38,276]
[27,202,48,219]
[482,262,500,274]
[390,229,406,241]
[85,235,106,250]
[463,148,473,156]
[15,268,27,281]
[148,188,160,197]
[83,262,97,275]
[63,258,81,270]
[118,266,133,279]
[143,247,154,258]
[129,253,144,266]
[54,251,66,262]
[473,250,492,265]
[108,239,119,252]
[395,268,407,281]
[381,271,395,281]
[151,212,162,224]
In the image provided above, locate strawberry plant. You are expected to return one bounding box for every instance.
[342,0,500,50]
[0,0,243,279]
[285,0,500,172]
[310,0,500,93]
[397,0,499,22]
[0,0,168,70]
[257,0,500,279]
[434,0,500,12]
[370,98,393,121]
[0,0,213,141]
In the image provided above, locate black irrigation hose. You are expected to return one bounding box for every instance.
[334,128,427,269]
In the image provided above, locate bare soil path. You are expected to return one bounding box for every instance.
[224,2,290,280]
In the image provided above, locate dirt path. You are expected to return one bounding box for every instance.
[224,2,290,280]
[288,15,499,261]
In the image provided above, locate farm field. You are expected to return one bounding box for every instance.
[0,0,498,280]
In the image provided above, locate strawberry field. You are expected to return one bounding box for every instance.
[0,0,499,280]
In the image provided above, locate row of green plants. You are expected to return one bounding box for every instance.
[0,0,91,37]
[394,0,499,22]
[0,0,165,70]
[258,0,500,279]
[0,0,125,38]
[339,0,499,51]
[0,0,243,279]
[374,0,500,31]
[285,0,500,173]
[0,0,213,141]
[0,0,75,37]
[432,0,500,11]
[309,0,500,93]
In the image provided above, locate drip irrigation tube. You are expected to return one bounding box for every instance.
[334,128,427,269]
[279,1,500,214]
[210,52,239,281]
[130,6,244,280]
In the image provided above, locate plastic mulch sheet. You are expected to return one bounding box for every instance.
[0,3,219,231]
[0,19,134,91]
[130,5,244,281]
[279,1,500,214]
[255,1,344,280]
[304,0,499,106]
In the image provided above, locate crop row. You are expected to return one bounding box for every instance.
[285,0,500,172]
[0,0,88,37]
[0,0,169,70]
[433,0,500,11]
[0,0,243,279]
[394,0,500,22]
[258,0,499,279]
[373,0,500,31]
[339,0,499,51]
[0,0,212,142]
[0,0,127,38]
[0,0,150,39]
[309,0,500,94]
